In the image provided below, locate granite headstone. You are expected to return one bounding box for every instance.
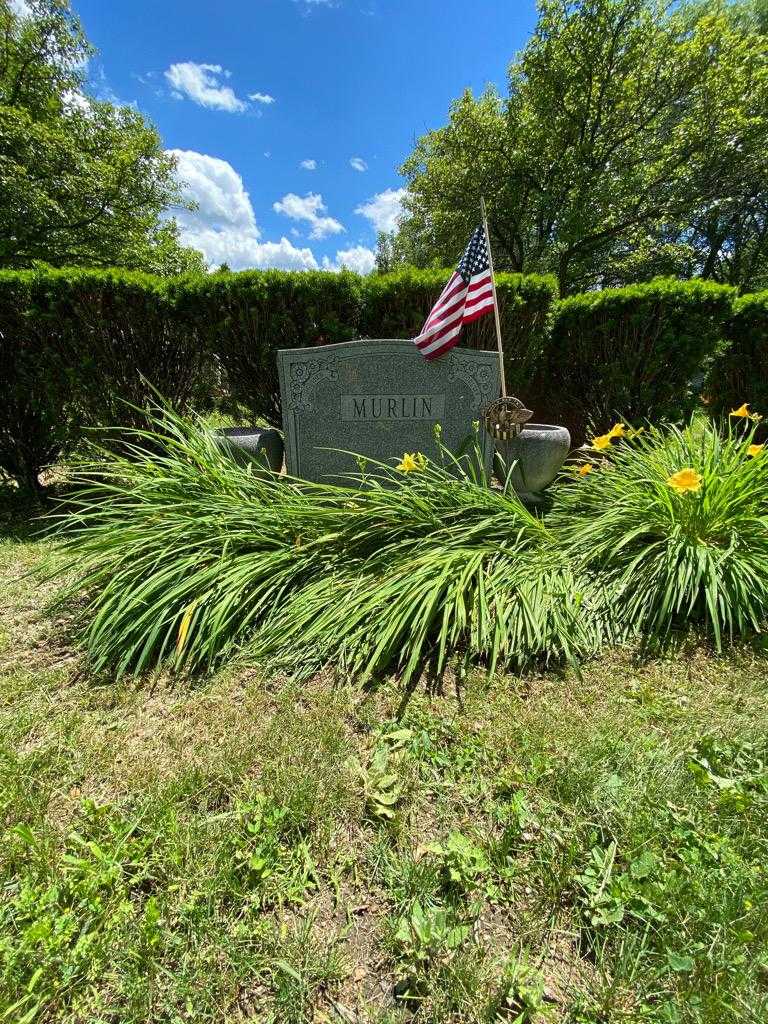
[277,339,501,484]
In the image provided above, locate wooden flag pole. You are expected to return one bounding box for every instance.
[480,196,507,398]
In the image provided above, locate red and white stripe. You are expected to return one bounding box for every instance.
[413,267,494,360]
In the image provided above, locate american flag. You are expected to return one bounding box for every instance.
[413,225,495,360]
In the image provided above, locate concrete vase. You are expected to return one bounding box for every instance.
[214,427,284,473]
[495,423,571,498]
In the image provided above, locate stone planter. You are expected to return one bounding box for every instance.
[494,423,571,500]
[214,427,284,473]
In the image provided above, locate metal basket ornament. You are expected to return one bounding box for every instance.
[482,396,533,441]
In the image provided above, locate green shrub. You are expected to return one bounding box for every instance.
[0,271,77,493]
[3,264,754,492]
[359,269,557,400]
[1,264,554,486]
[706,289,768,418]
[34,268,212,435]
[174,269,364,425]
[546,279,735,443]
[0,268,211,490]
[177,267,555,425]
[51,407,602,680]
[252,447,601,683]
[551,418,768,648]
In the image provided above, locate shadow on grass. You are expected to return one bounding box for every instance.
[0,482,52,543]
[0,477,102,544]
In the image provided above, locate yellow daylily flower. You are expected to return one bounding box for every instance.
[730,403,751,418]
[578,463,594,476]
[747,444,765,458]
[396,452,426,473]
[608,422,626,439]
[666,468,703,494]
[592,433,612,451]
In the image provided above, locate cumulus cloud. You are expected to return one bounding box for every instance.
[273,192,344,240]
[322,245,376,275]
[355,187,407,233]
[238,237,319,271]
[171,149,257,231]
[165,62,247,113]
[249,92,275,104]
[300,159,317,170]
[168,149,319,271]
[349,157,368,172]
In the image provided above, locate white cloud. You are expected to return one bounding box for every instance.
[323,245,376,275]
[239,237,319,271]
[165,62,247,113]
[350,157,368,172]
[355,187,407,234]
[9,0,31,15]
[300,159,317,171]
[171,149,257,232]
[249,91,275,104]
[273,192,344,240]
[168,149,319,271]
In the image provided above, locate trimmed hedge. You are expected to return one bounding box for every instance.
[177,268,556,423]
[543,278,736,442]
[0,265,758,491]
[38,268,212,431]
[0,266,557,489]
[706,290,768,418]
[0,271,76,493]
[0,269,210,489]
[173,269,364,424]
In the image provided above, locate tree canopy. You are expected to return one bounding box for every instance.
[396,0,768,294]
[0,0,204,273]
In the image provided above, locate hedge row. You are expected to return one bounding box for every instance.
[0,269,211,492]
[705,289,768,419]
[172,268,557,423]
[543,278,737,440]
[1,266,765,492]
[0,267,557,488]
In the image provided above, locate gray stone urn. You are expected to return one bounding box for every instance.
[214,427,284,473]
[494,424,571,499]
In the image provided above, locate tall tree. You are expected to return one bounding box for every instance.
[398,0,768,293]
[0,0,204,273]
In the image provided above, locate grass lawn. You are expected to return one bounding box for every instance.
[1,489,767,1023]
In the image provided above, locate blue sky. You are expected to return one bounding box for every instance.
[71,0,537,273]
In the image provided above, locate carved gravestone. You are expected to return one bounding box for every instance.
[277,339,501,484]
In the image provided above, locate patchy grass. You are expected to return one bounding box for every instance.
[1,492,767,1023]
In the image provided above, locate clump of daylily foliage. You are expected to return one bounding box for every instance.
[52,415,602,681]
[553,403,768,648]
[50,402,768,681]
